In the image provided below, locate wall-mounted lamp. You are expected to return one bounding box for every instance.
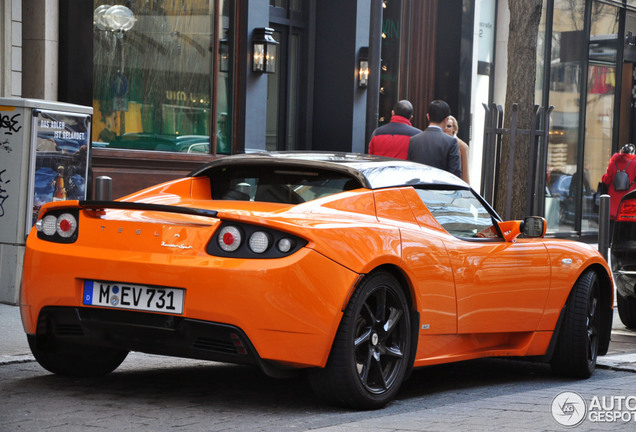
[358,47,369,88]
[253,27,279,73]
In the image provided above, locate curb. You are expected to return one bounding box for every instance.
[596,352,636,373]
[0,354,35,365]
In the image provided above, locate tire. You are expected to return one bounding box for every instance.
[309,271,412,409]
[617,291,636,329]
[551,270,602,378]
[28,334,128,377]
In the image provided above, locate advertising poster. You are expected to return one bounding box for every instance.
[29,110,91,227]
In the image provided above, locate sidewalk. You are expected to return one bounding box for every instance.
[2,302,636,371]
[0,303,32,364]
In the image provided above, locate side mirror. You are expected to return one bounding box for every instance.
[521,216,546,238]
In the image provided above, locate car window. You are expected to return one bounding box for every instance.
[415,188,500,239]
[209,166,362,204]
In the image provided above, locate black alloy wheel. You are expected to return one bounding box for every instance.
[551,270,602,378]
[309,271,412,409]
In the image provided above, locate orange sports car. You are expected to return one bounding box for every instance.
[20,152,613,409]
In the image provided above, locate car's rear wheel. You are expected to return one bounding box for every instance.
[551,270,601,378]
[309,271,412,409]
[617,291,636,329]
[28,335,128,377]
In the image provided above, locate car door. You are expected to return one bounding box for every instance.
[410,187,551,334]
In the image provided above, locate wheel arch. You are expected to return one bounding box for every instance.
[309,264,420,407]
[358,264,420,371]
[544,264,613,361]
[588,264,614,356]
[364,264,416,309]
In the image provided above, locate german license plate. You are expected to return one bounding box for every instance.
[83,280,184,314]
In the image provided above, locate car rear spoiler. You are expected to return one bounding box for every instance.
[78,200,219,218]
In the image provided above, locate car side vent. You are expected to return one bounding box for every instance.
[192,337,238,354]
[54,324,84,336]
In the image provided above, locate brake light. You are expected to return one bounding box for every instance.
[57,213,77,238]
[218,226,242,252]
[617,199,636,221]
[35,210,79,243]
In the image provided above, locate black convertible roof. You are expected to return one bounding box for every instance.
[189,152,467,190]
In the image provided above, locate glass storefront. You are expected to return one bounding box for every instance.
[583,3,619,231]
[92,0,233,154]
[544,0,586,233]
[538,0,636,237]
[378,0,403,125]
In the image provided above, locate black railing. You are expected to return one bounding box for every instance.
[481,103,554,221]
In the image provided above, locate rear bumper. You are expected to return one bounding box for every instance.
[20,237,359,368]
[33,306,261,367]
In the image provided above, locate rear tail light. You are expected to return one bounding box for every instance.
[208,222,306,258]
[40,215,58,236]
[248,231,271,254]
[218,226,242,252]
[35,210,79,243]
[56,213,78,238]
[617,199,636,221]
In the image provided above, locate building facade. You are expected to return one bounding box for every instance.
[3,0,632,242]
[530,0,636,239]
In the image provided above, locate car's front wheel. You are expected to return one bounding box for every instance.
[309,271,412,409]
[28,335,128,377]
[551,270,602,378]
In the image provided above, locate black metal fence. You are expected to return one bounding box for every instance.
[481,103,554,221]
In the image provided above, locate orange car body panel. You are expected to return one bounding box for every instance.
[21,214,358,368]
[21,174,613,370]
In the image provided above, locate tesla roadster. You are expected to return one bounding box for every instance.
[20,152,613,409]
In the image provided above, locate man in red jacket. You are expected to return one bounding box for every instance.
[368,100,421,159]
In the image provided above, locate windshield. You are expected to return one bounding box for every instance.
[415,188,500,239]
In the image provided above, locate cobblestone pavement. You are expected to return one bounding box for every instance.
[1,354,636,431]
[2,304,636,431]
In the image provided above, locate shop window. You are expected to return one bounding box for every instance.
[583,3,619,232]
[544,0,585,233]
[378,0,403,125]
[92,0,233,155]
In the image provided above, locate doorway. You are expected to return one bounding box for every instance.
[266,2,310,151]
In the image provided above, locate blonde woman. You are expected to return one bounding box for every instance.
[444,116,470,183]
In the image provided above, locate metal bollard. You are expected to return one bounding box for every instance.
[94,176,113,201]
[598,194,610,261]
